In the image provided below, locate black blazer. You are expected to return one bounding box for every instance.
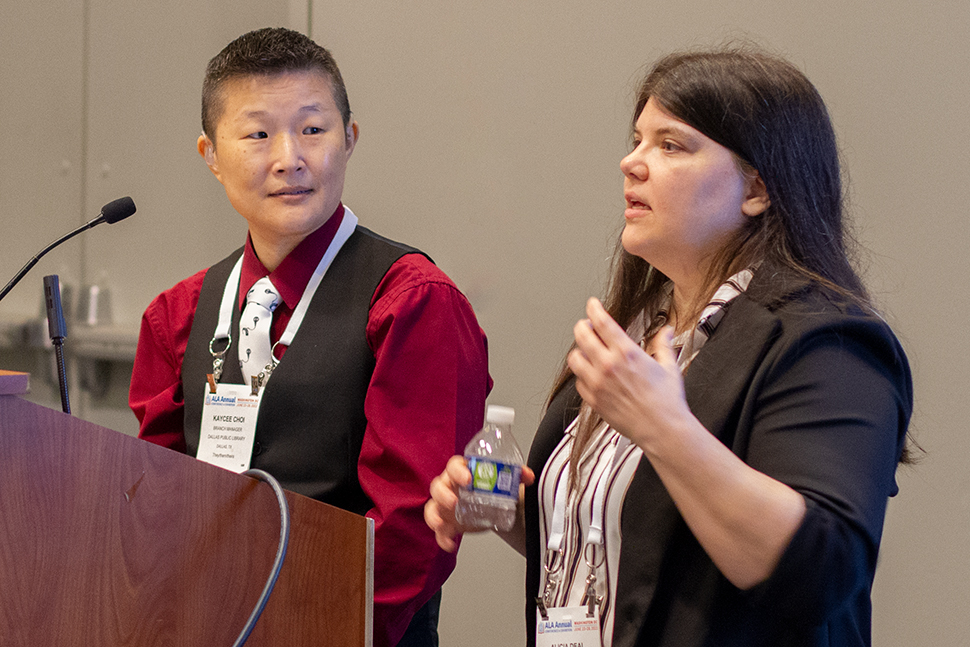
[526,269,913,647]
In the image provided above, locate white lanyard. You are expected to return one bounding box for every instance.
[546,433,629,552]
[208,208,359,383]
[541,431,631,616]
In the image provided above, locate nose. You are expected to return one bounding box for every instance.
[272,133,305,174]
[620,146,647,181]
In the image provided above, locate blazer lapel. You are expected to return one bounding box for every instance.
[612,293,782,647]
[683,294,781,446]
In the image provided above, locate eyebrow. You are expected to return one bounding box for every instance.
[634,125,696,141]
[239,104,329,120]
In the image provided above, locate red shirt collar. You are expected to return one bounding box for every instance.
[239,203,345,309]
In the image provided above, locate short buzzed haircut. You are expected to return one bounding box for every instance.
[201,27,351,137]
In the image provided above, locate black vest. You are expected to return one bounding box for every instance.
[182,226,423,513]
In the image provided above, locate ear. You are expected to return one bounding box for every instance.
[741,171,771,217]
[197,133,220,179]
[344,120,360,158]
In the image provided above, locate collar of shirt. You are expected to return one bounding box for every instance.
[634,267,756,369]
[669,266,756,368]
[238,203,346,311]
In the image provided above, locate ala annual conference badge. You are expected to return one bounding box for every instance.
[536,606,602,647]
[197,383,261,472]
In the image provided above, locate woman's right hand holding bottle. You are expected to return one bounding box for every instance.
[425,455,476,552]
[425,456,536,553]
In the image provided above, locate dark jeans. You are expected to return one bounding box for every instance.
[395,589,441,647]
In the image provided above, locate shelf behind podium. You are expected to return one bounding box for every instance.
[0,383,374,646]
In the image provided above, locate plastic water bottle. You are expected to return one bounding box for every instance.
[456,405,523,532]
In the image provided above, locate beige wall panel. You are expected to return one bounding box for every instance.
[81,0,297,326]
[0,3,84,316]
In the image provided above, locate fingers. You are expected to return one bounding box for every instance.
[425,457,536,552]
[566,345,589,379]
[585,297,631,348]
[570,318,596,360]
[445,454,472,487]
[571,298,641,368]
[425,456,470,553]
[570,297,642,382]
[645,325,678,370]
[569,300,610,362]
[521,466,536,487]
[424,498,459,552]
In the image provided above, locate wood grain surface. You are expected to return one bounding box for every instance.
[0,394,373,646]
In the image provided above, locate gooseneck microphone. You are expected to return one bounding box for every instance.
[0,197,136,303]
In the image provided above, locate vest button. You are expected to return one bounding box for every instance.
[253,441,263,455]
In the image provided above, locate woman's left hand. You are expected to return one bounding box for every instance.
[568,297,807,591]
[567,297,691,451]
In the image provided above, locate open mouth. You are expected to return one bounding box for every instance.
[624,195,651,221]
[624,191,649,210]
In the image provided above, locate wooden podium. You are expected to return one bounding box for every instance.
[0,370,374,646]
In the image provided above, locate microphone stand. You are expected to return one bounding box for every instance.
[44,275,71,414]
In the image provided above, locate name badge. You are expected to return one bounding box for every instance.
[197,383,262,473]
[536,606,602,647]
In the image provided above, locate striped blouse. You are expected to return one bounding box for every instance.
[536,268,754,645]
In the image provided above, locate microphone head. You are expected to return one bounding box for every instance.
[101,196,136,224]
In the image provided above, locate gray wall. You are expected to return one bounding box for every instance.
[1,1,967,645]
[313,2,969,646]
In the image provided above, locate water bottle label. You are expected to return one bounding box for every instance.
[466,457,522,498]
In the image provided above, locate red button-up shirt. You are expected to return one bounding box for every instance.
[130,205,491,647]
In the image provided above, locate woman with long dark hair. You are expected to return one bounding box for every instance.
[426,47,912,647]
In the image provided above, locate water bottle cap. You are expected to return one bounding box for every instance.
[485,405,515,425]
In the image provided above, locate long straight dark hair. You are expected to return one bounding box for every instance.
[551,47,873,476]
